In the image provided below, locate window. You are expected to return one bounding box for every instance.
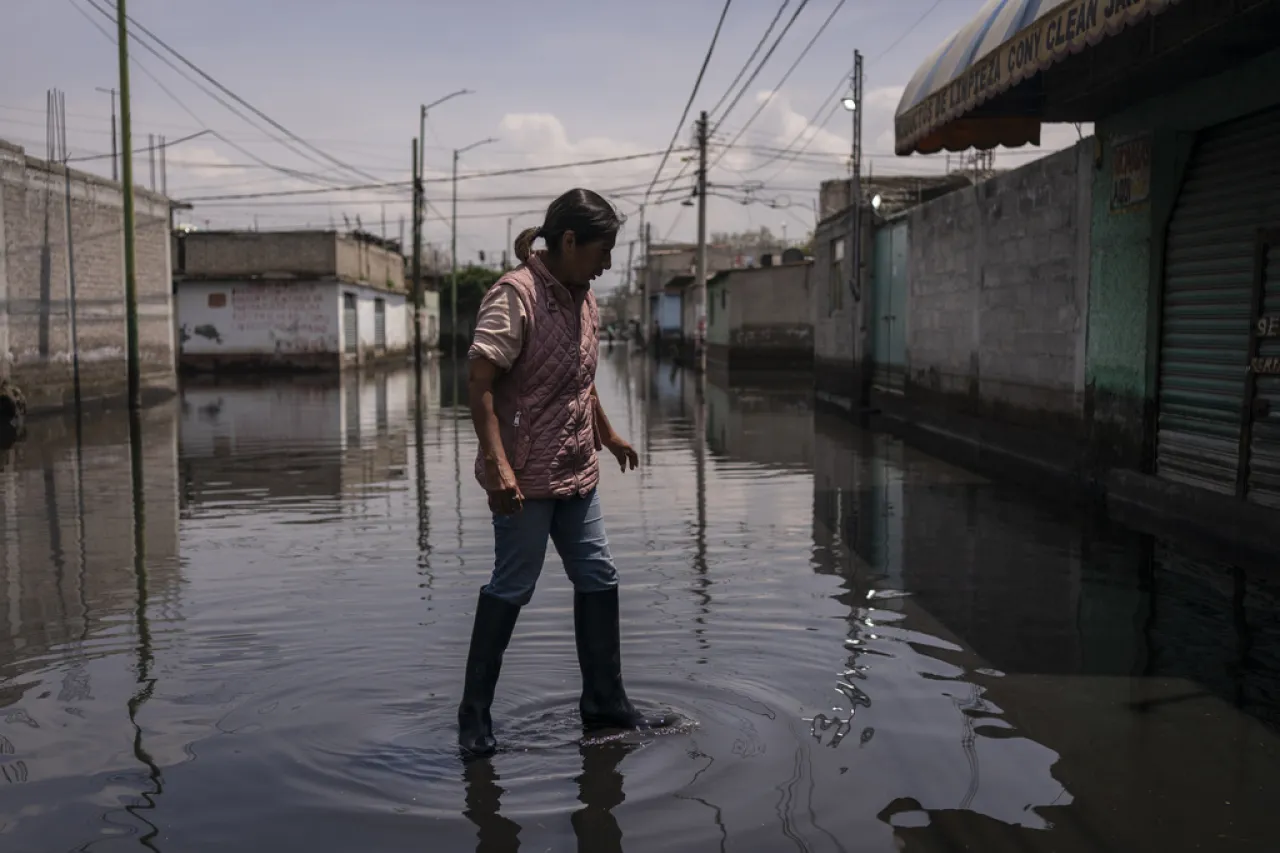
[207,292,227,308]
[829,237,845,315]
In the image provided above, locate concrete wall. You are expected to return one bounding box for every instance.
[901,140,1092,440]
[336,234,405,290]
[709,263,814,371]
[1087,47,1280,469]
[0,140,175,413]
[179,281,339,365]
[177,279,407,370]
[182,231,336,278]
[405,289,441,350]
[811,207,871,410]
[181,230,405,291]
[347,283,407,356]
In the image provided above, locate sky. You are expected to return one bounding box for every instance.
[1,0,1087,295]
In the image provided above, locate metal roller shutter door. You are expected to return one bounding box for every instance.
[1156,106,1280,499]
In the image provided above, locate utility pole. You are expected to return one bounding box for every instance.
[506,217,512,268]
[412,138,423,371]
[694,110,709,375]
[117,0,141,410]
[96,87,118,182]
[415,90,474,359]
[452,137,496,357]
[644,220,652,351]
[847,49,866,407]
[148,134,155,191]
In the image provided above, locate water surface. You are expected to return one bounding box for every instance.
[1,350,1278,852]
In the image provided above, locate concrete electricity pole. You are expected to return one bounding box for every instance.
[451,137,496,355]
[695,110,708,375]
[411,138,423,370]
[116,0,141,410]
[843,50,863,303]
[95,87,118,182]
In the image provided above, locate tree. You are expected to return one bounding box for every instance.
[454,264,503,318]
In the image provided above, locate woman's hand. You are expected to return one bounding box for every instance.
[603,434,639,473]
[484,456,524,514]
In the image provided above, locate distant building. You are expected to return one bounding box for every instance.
[810,174,971,410]
[174,229,417,372]
[706,257,814,374]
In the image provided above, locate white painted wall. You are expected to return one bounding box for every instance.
[343,285,407,356]
[178,280,407,359]
[179,281,339,355]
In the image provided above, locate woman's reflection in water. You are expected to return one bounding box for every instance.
[572,741,632,853]
[464,758,521,853]
[463,741,633,853]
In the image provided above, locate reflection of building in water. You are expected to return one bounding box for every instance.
[0,404,181,701]
[703,379,814,471]
[810,413,904,592]
[180,366,417,503]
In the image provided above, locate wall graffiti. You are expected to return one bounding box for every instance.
[231,285,331,336]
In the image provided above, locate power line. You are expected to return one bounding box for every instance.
[746,0,946,179]
[710,0,846,170]
[84,0,384,186]
[707,1,792,118]
[643,0,734,204]
[182,149,691,201]
[709,0,812,135]
[68,0,348,189]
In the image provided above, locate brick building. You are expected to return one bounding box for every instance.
[0,139,176,414]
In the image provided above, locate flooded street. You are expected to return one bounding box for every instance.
[2,347,1280,852]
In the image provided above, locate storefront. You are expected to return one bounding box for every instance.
[893,0,1280,546]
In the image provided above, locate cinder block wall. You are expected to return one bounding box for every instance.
[904,140,1092,434]
[182,230,336,278]
[0,140,175,413]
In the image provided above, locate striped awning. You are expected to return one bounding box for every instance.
[895,0,1181,155]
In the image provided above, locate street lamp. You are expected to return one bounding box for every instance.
[412,89,473,370]
[451,136,497,356]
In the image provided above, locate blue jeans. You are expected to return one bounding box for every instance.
[482,488,619,606]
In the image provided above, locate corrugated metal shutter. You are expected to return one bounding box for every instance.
[374,299,386,349]
[343,293,358,355]
[1156,106,1280,496]
[1246,236,1280,507]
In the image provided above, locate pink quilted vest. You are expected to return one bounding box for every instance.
[472,252,601,500]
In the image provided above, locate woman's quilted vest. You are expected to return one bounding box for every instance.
[473,253,601,500]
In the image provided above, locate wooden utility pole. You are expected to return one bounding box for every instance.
[695,110,708,375]
[117,0,141,410]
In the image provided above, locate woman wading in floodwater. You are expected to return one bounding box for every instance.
[458,188,674,757]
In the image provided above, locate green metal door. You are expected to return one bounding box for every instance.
[1156,105,1280,499]
[871,219,907,393]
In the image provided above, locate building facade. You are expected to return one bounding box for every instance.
[174,230,412,371]
[706,260,814,374]
[886,0,1280,550]
[0,139,176,414]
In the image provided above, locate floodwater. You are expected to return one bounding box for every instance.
[2,348,1279,853]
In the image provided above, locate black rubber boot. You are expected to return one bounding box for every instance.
[458,591,522,757]
[574,587,675,731]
